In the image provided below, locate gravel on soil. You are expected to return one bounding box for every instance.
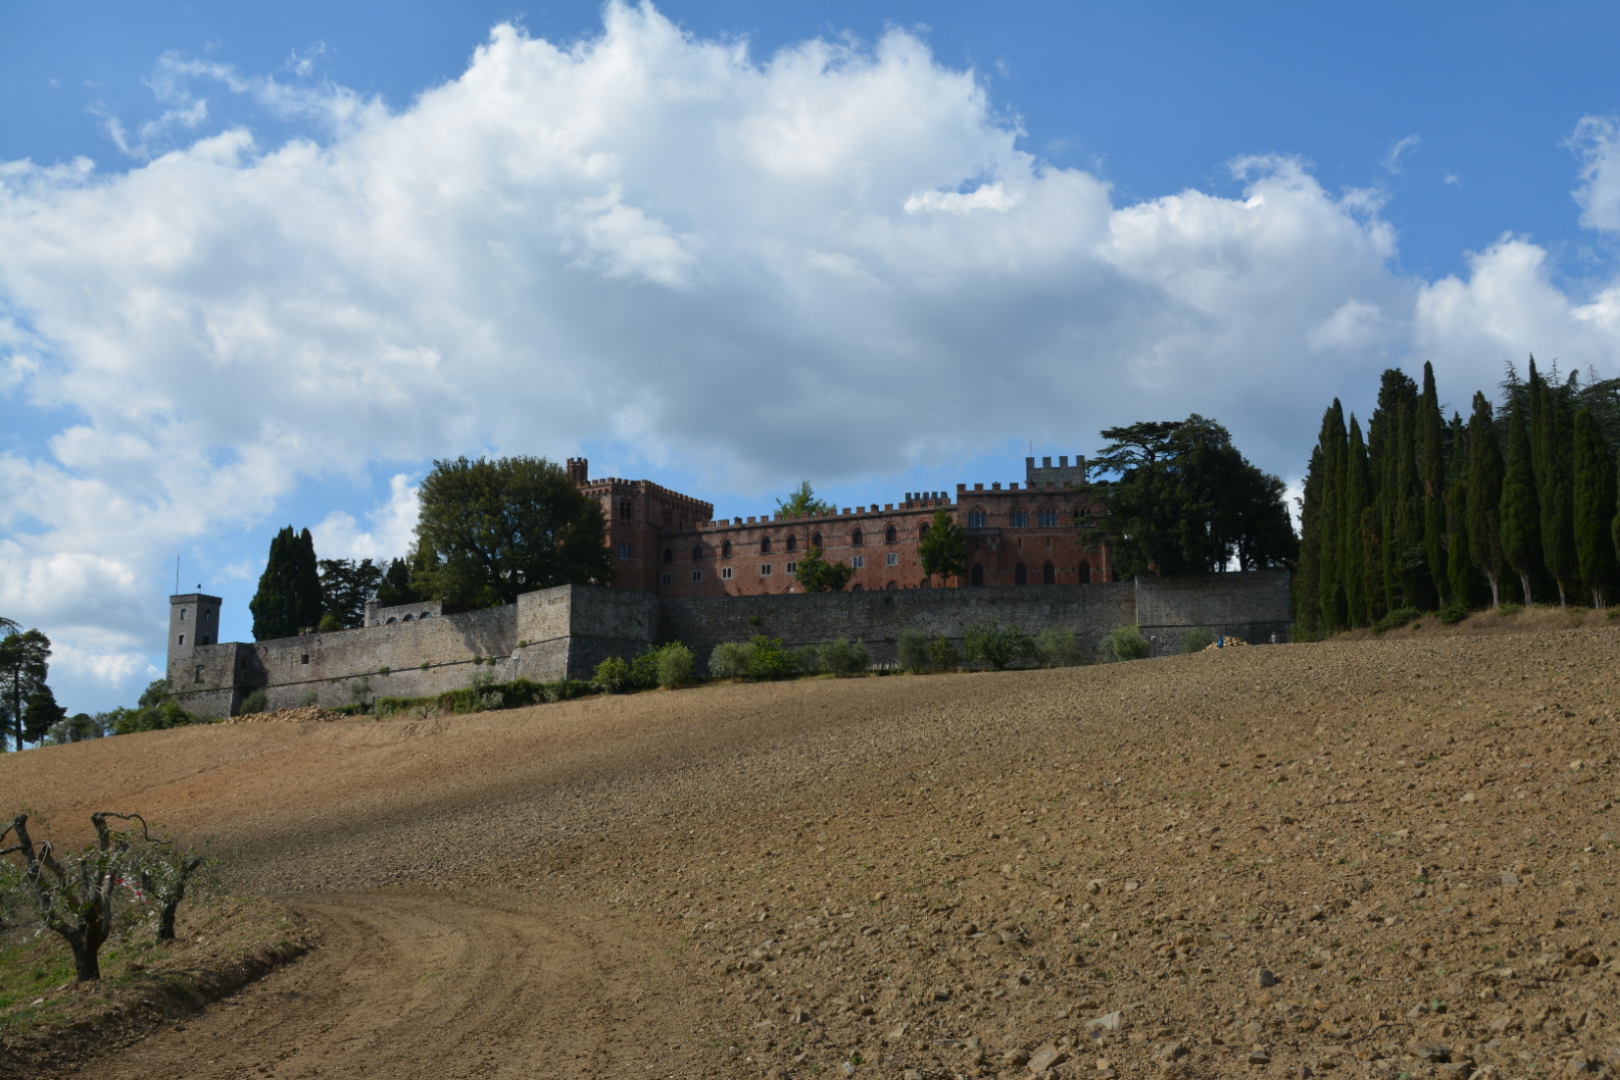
[4,626,1620,1079]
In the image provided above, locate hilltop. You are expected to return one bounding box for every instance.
[4,624,1619,1079]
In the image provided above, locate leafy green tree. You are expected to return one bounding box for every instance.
[374,555,429,608]
[1098,626,1151,662]
[793,547,855,592]
[917,509,967,585]
[963,622,1035,670]
[45,712,106,744]
[22,685,66,745]
[1499,404,1541,605]
[1466,393,1507,608]
[250,527,323,640]
[0,629,51,751]
[318,558,384,628]
[1573,408,1617,608]
[1085,415,1295,578]
[412,456,612,608]
[775,481,834,518]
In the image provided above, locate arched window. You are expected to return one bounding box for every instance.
[919,523,931,541]
[619,501,632,521]
[885,525,897,544]
[421,612,432,620]
[851,528,864,546]
[1038,507,1058,528]
[403,614,415,622]
[1009,508,1029,529]
[966,508,987,528]
[761,536,772,554]
[970,564,984,587]
[1014,562,1028,585]
[1043,561,1056,584]
[786,534,797,552]
[722,539,732,558]
[1078,559,1091,583]
[811,532,823,549]
[692,544,703,562]
[663,548,673,563]
[386,618,397,625]
[177,634,186,645]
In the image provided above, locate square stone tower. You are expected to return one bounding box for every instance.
[168,593,222,681]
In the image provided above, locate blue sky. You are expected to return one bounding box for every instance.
[3,1,1620,714]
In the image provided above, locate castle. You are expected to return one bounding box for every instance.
[168,458,1291,718]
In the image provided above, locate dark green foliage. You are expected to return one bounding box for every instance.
[105,680,207,735]
[1530,362,1576,606]
[916,508,967,585]
[1084,415,1296,579]
[1438,602,1470,625]
[1178,627,1216,653]
[1341,416,1373,627]
[21,684,65,745]
[317,613,343,632]
[1033,627,1084,666]
[1445,412,1478,607]
[963,622,1036,670]
[746,636,799,681]
[1098,626,1151,662]
[1499,404,1541,606]
[239,689,269,714]
[374,556,429,608]
[928,635,959,671]
[250,526,323,640]
[654,643,695,687]
[1372,607,1419,634]
[776,481,833,518]
[318,558,383,628]
[0,629,52,751]
[817,638,870,676]
[896,628,932,673]
[1573,408,1617,607]
[412,456,612,609]
[592,656,632,693]
[1419,363,1450,602]
[44,712,106,744]
[1467,392,1508,607]
[1294,445,1325,630]
[793,547,855,592]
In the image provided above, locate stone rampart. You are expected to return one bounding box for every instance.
[169,572,1291,717]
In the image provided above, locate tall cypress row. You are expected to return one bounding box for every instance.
[1418,362,1449,602]
[1500,403,1541,605]
[1467,392,1507,608]
[1342,417,1373,626]
[1369,370,1418,613]
[1572,408,1616,608]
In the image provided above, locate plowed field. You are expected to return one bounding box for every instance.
[5,626,1620,1079]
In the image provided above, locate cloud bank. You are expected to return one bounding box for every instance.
[3,2,1620,702]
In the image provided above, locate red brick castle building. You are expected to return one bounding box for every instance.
[566,454,1112,598]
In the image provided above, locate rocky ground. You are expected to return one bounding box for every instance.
[3,623,1618,1079]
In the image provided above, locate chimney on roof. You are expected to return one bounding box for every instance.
[566,457,588,485]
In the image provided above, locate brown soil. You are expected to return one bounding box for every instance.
[3,627,1619,1079]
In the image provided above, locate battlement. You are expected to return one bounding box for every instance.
[1026,453,1087,488]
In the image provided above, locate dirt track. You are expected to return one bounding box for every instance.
[7,627,1620,1079]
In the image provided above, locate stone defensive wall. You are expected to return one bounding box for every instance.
[169,570,1290,718]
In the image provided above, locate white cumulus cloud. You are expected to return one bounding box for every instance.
[2,2,1620,706]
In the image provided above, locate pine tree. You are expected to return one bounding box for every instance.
[1466,393,1507,608]
[1418,362,1449,601]
[1499,404,1541,606]
[1573,408,1616,608]
[250,526,324,640]
[1341,417,1373,626]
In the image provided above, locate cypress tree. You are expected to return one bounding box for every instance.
[250,526,324,640]
[1418,362,1449,601]
[1314,402,1348,629]
[1368,370,1418,614]
[1445,413,1476,607]
[1466,392,1507,608]
[1341,417,1373,626]
[1535,370,1577,607]
[1500,404,1541,605]
[1573,408,1616,608]
[1393,400,1430,609]
[1296,446,1325,631]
